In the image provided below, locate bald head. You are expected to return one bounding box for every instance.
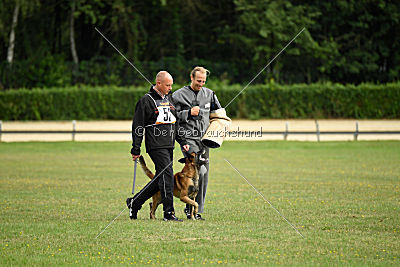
[156,71,173,83]
[155,71,173,96]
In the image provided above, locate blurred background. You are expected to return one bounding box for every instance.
[0,0,399,122]
[1,0,399,89]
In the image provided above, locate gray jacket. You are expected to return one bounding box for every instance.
[172,86,221,139]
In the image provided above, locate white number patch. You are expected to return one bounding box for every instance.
[156,106,176,124]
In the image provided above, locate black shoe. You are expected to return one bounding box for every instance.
[184,206,192,219]
[194,213,205,220]
[163,212,183,222]
[126,197,138,220]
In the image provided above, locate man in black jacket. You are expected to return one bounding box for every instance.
[127,71,189,221]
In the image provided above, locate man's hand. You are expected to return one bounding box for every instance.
[191,106,200,116]
[182,144,190,152]
[131,154,140,161]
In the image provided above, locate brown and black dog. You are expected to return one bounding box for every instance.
[138,152,202,220]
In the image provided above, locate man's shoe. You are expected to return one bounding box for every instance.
[194,213,205,220]
[126,197,138,220]
[129,207,138,220]
[163,212,183,222]
[184,206,192,219]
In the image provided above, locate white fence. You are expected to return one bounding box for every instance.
[1,120,400,142]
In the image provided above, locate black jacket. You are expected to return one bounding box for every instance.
[131,86,186,155]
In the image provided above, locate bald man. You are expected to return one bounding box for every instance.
[127,71,189,221]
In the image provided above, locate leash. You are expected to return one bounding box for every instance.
[129,159,138,218]
[132,159,137,194]
[95,159,173,239]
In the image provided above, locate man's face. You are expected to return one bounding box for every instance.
[190,72,207,91]
[157,76,173,95]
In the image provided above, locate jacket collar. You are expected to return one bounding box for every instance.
[187,85,202,94]
[149,85,171,99]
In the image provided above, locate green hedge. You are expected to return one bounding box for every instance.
[215,83,400,119]
[0,83,399,120]
[0,86,147,120]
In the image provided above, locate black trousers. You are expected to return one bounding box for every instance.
[131,148,174,214]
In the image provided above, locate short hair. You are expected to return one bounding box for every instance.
[190,66,210,78]
[156,71,172,82]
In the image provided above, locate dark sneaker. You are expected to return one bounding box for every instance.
[184,206,192,219]
[195,213,205,220]
[163,212,183,222]
[126,197,138,220]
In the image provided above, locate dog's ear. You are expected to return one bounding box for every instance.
[178,158,186,164]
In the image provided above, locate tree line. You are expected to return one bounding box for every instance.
[0,0,399,89]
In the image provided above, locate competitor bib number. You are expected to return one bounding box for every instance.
[146,92,176,125]
[156,106,176,124]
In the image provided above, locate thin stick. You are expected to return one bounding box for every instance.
[94,27,153,86]
[224,27,306,109]
[224,158,304,238]
[132,159,137,194]
[95,206,127,239]
[95,160,173,239]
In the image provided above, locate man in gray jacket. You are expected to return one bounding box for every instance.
[172,66,222,220]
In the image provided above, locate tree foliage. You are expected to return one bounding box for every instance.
[0,0,399,89]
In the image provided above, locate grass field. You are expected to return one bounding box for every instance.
[0,141,399,265]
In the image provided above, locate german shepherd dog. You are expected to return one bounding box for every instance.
[139,152,205,220]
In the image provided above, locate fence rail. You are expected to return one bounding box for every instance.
[1,120,399,142]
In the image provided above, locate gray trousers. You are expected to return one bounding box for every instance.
[181,139,209,214]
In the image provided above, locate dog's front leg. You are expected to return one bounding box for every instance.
[193,201,199,220]
[180,196,198,220]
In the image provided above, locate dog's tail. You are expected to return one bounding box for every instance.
[138,155,154,179]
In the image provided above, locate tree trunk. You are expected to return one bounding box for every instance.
[70,0,79,82]
[7,2,20,64]
[70,0,79,65]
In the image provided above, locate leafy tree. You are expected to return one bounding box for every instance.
[307,0,400,83]
[0,0,40,63]
[233,0,323,83]
[1,0,400,88]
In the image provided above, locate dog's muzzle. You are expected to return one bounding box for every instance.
[196,150,209,166]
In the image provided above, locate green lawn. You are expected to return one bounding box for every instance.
[0,141,399,265]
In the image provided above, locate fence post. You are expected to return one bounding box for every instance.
[72,120,76,142]
[0,120,2,142]
[354,121,359,141]
[284,122,288,141]
[315,120,320,142]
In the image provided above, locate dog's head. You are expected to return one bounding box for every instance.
[178,152,195,165]
[178,150,208,166]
